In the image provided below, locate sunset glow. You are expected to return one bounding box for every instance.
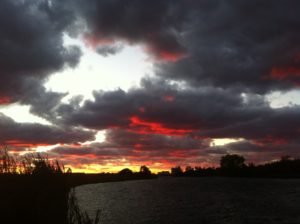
[1,0,300,173]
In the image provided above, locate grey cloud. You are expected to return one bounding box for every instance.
[72,0,187,59]
[156,0,300,93]
[69,0,300,92]
[0,113,95,146]
[96,44,124,56]
[0,0,81,103]
[43,77,300,147]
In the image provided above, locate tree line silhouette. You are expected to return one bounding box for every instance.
[168,154,300,178]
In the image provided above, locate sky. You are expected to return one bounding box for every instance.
[1,0,300,173]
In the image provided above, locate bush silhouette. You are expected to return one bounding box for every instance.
[118,168,133,175]
[220,154,245,170]
[171,166,183,176]
[140,165,151,175]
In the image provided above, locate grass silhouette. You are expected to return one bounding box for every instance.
[0,147,100,224]
[68,189,100,224]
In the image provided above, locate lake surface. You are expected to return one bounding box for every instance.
[75,177,300,224]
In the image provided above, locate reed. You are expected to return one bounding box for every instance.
[0,147,100,224]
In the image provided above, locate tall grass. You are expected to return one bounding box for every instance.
[0,147,100,224]
[68,189,100,224]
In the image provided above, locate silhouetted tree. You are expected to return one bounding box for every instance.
[184,166,195,176]
[220,154,245,170]
[140,165,151,175]
[194,166,203,176]
[171,166,183,176]
[118,168,133,175]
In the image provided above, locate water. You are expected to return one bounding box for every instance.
[75,177,300,224]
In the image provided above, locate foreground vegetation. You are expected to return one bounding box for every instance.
[0,148,154,224]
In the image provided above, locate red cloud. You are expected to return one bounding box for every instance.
[268,53,300,84]
[158,50,187,62]
[162,95,175,102]
[271,67,300,82]
[145,46,187,62]
[0,96,11,105]
[83,33,186,62]
[5,140,51,147]
[129,116,192,136]
[138,107,146,113]
[83,33,114,49]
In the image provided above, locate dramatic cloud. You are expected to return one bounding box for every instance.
[40,75,300,168]
[51,78,246,130]
[0,0,80,103]
[96,44,124,56]
[50,128,213,169]
[49,79,256,132]
[154,0,300,93]
[2,0,300,171]
[200,106,300,142]
[51,0,300,92]
[0,113,95,147]
[73,0,187,61]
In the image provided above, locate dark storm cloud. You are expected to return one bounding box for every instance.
[155,0,300,92]
[0,113,95,146]
[51,0,300,165]
[0,0,81,103]
[200,106,300,141]
[45,77,300,165]
[16,78,68,121]
[54,78,247,130]
[73,0,187,60]
[96,44,124,57]
[44,77,300,148]
[52,128,209,155]
[49,128,211,168]
[69,0,300,92]
[2,0,300,166]
[105,129,210,152]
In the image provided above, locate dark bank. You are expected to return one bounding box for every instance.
[0,148,154,224]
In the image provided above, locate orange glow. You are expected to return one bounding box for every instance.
[66,163,174,174]
[129,116,192,136]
